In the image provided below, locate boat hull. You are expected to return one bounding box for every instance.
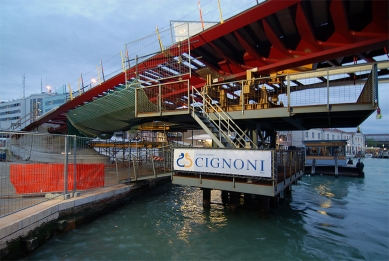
[304,164,364,177]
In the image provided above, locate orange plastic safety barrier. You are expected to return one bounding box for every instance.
[10,163,105,194]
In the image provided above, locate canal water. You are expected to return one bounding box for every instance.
[26,159,388,260]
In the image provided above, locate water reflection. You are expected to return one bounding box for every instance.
[25,160,387,261]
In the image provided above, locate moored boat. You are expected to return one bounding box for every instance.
[303,140,364,177]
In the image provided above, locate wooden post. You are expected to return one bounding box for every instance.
[311,158,316,176]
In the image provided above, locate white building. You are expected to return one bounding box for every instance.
[0,93,67,131]
[279,128,365,156]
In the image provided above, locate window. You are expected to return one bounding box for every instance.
[327,134,329,140]
[332,134,335,139]
[318,133,321,139]
[305,132,308,138]
[312,132,315,138]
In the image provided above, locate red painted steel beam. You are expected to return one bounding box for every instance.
[294,3,322,54]
[210,37,389,83]
[234,31,268,68]
[190,0,301,48]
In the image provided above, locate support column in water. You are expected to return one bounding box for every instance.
[202,188,211,208]
[285,185,292,197]
[229,192,240,212]
[243,193,252,205]
[269,196,279,209]
[311,158,316,176]
[259,196,270,218]
[221,190,229,206]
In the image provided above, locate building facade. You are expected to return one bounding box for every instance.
[279,128,366,156]
[0,93,67,131]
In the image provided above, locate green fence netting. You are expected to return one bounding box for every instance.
[66,80,157,139]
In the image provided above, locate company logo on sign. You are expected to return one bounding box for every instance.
[173,149,272,178]
[176,152,193,168]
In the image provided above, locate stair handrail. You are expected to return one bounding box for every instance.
[191,86,258,149]
[6,109,39,131]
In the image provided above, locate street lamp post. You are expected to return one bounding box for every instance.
[90,78,96,89]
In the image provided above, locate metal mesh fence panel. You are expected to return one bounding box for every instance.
[284,64,373,107]
[0,131,174,217]
[136,80,190,114]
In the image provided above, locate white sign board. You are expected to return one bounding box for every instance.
[172,22,218,43]
[173,148,272,178]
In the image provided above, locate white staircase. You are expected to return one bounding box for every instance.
[191,86,258,149]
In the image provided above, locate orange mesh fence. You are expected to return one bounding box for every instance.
[10,163,105,194]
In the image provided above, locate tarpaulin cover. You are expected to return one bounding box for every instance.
[10,163,105,194]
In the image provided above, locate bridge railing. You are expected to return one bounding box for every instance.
[284,62,381,108]
[188,62,387,114]
[0,131,177,217]
[135,80,190,116]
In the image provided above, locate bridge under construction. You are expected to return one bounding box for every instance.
[14,0,389,213]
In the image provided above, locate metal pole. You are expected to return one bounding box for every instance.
[373,63,378,107]
[73,135,76,193]
[64,136,69,195]
[327,69,330,111]
[187,80,190,114]
[136,55,139,80]
[188,22,191,78]
[162,146,166,172]
[135,88,138,117]
[159,84,162,114]
[133,153,137,181]
[115,158,119,183]
[170,21,174,45]
[287,74,291,113]
[241,80,244,114]
[128,141,131,182]
[151,149,156,178]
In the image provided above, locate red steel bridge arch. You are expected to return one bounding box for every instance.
[23,0,389,133]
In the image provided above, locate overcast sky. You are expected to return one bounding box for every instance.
[0,0,387,134]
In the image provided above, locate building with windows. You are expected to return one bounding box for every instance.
[279,128,365,156]
[277,131,293,149]
[43,93,67,113]
[0,93,67,131]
